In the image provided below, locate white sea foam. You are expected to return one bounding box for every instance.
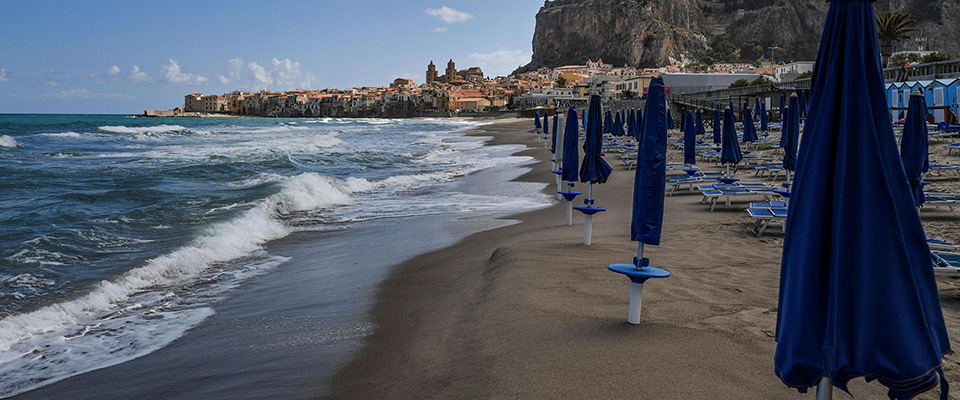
[39,131,83,138]
[98,124,192,134]
[0,135,17,148]
[0,172,357,356]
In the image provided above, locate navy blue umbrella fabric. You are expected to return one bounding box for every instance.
[742,108,758,143]
[603,111,613,134]
[679,109,686,132]
[543,114,549,135]
[535,111,541,129]
[799,91,807,114]
[720,107,742,166]
[631,77,668,245]
[754,98,761,118]
[696,109,705,136]
[780,94,786,116]
[783,96,800,172]
[774,1,949,399]
[580,95,613,184]
[551,114,559,154]
[901,91,929,206]
[760,102,769,132]
[780,106,791,149]
[683,110,697,165]
[713,105,722,145]
[635,108,643,140]
[561,106,580,182]
[614,111,624,137]
[666,110,674,131]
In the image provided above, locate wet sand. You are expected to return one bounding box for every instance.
[328,120,960,399]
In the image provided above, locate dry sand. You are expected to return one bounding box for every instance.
[326,120,960,399]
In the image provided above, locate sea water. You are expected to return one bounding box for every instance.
[0,115,549,397]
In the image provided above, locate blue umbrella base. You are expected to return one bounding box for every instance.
[573,205,605,215]
[558,191,582,201]
[608,264,671,284]
[774,189,792,198]
[717,178,740,185]
[552,170,562,175]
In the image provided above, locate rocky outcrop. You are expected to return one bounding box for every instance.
[522,0,709,71]
[520,0,960,72]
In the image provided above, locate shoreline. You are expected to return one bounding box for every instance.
[324,121,956,398]
[8,119,549,399]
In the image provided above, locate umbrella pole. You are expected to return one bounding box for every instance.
[566,199,573,225]
[628,243,645,324]
[815,377,832,400]
[556,173,562,200]
[584,182,594,245]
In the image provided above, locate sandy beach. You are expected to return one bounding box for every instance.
[327,119,960,399]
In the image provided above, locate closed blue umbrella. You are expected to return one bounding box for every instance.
[683,110,697,165]
[607,76,671,324]
[742,107,758,144]
[775,1,949,399]
[679,108,686,132]
[603,110,613,134]
[551,114,559,154]
[780,93,786,116]
[780,106,791,149]
[782,95,800,180]
[635,108,643,140]
[666,110,674,130]
[720,107,742,176]
[559,106,582,225]
[798,90,807,115]
[713,105,722,145]
[760,102,769,132]
[754,98,761,119]
[576,94,612,245]
[562,107,581,184]
[582,110,586,129]
[534,111,542,130]
[581,94,612,185]
[901,90,929,206]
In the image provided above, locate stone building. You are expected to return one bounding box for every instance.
[426,61,438,85]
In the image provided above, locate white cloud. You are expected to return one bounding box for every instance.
[433,27,448,33]
[107,65,121,76]
[128,65,149,82]
[217,57,318,90]
[44,81,59,87]
[469,50,531,77]
[158,58,207,85]
[425,6,472,23]
[0,69,8,82]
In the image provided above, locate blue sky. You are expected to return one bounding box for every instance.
[0,1,541,114]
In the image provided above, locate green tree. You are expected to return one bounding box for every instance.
[556,76,568,88]
[876,12,921,66]
[920,52,952,64]
[796,72,812,80]
[730,79,751,88]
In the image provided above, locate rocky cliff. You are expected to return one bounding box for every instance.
[520,0,960,72]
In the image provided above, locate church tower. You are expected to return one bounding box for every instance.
[426,61,438,85]
[445,59,457,83]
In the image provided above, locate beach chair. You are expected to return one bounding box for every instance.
[927,238,959,252]
[945,143,960,156]
[747,207,788,236]
[924,192,960,211]
[701,188,776,211]
[932,251,960,277]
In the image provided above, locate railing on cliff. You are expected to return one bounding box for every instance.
[673,59,960,110]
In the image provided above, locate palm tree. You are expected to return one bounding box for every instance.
[876,12,921,66]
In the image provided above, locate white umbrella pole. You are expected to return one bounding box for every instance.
[628,243,645,324]
[726,164,731,177]
[566,198,573,225]
[584,182,594,245]
[555,173,562,200]
[815,377,832,400]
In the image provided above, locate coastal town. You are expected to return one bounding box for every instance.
[149,58,817,118]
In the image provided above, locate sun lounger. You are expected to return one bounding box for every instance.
[945,143,960,156]
[931,251,960,277]
[702,188,776,211]
[747,207,788,236]
[927,238,959,252]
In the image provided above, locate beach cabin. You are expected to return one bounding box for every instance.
[888,81,928,122]
[926,78,959,124]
